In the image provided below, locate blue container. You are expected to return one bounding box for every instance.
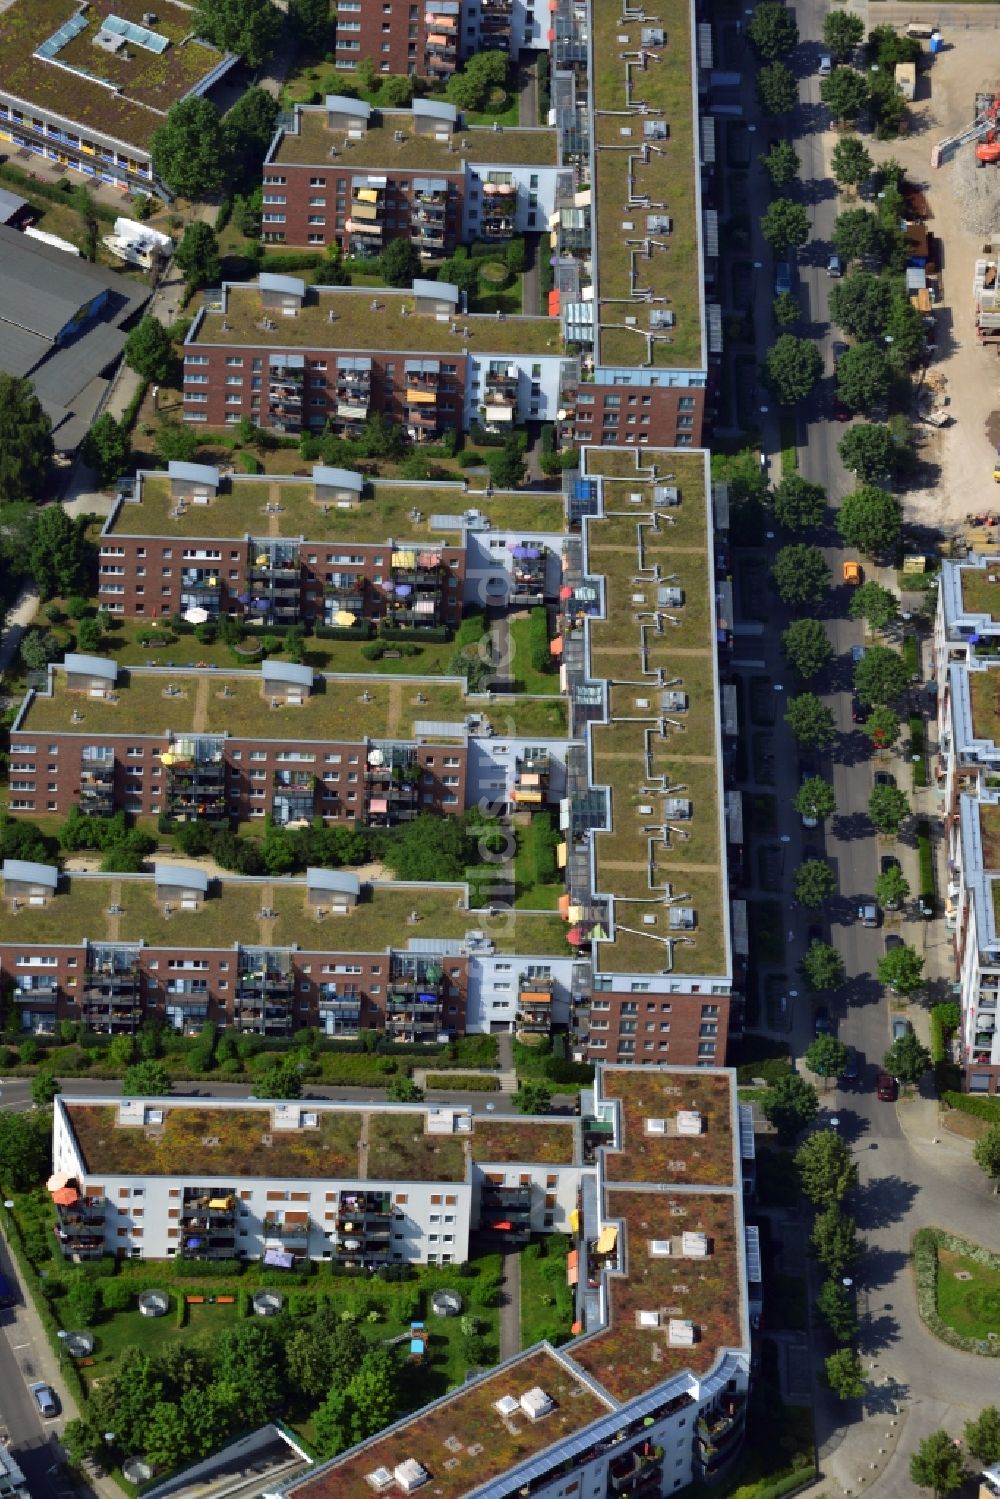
[929,33,943,54]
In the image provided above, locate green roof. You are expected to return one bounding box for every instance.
[107,475,566,542]
[0,0,226,153]
[191,285,563,357]
[591,0,703,369]
[960,566,1000,622]
[273,107,558,169]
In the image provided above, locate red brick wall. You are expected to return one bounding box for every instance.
[575,384,704,449]
[583,991,730,1067]
[266,163,465,254]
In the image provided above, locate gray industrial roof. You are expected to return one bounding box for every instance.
[262,660,314,688]
[312,465,364,492]
[30,322,126,409]
[167,461,220,487]
[259,272,306,299]
[306,868,362,896]
[2,859,58,889]
[0,187,27,224]
[154,863,210,893]
[327,95,371,119]
[0,226,127,341]
[412,99,458,124]
[63,654,119,682]
[413,278,459,304]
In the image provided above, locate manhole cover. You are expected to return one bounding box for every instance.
[954,1270,973,1281]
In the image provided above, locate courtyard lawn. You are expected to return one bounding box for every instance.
[519,1237,574,1349]
[935,1247,1000,1341]
[506,615,561,696]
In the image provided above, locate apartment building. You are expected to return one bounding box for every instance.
[0,0,237,196]
[332,0,543,79]
[270,1066,753,1499]
[262,98,563,255]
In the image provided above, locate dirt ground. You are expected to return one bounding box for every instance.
[862,28,1000,532]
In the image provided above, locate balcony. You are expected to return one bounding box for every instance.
[518,978,554,1037]
[247,542,303,625]
[14,978,59,1004]
[338,1190,392,1220]
[180,571,222,618]
[164,736,227,822]
[479,0,512,44]
[81,747,115,816]
[608,1445,665,1496]
[481,176,516,241]
[272,769,315,827]
[263,1216,312,1241]
[385,992,444,1040]
[479,1184,531,1240]
[82,956,141,1033]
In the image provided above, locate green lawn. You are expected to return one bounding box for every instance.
[513,827,564,911]
[519,1237,574,1349]
[936,1247,1000,1340]
[506,615,561,696]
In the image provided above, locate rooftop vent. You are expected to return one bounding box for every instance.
[664,797,692,820]
[649,1238,672,1257]
[365,1467,394,1492]
[637,1309,661,1327]
[494,1394,519,1418]
[394,1459,430,1493]
[669,906,696,930]
[519,1387,554,1421]
[668,1318,696,1346]
[682,1230,709,1257]
[676,1109,703,1136]
[645,1117,667,1135]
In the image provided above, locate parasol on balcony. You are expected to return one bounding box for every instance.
[52,1187,79,1206]
[395,584,412,597]
[47,1173,71,1192]
[334,610,356,626]
[566,926,590,946]
[183,606,210,625]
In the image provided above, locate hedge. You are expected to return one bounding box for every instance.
[917,818,935,910]
[239,451,262,474]
[314,622,374,640]
[756,1467,818,1499]
[258,251,325,271]
[1,1207,87,1409]
[912,1226,1000,1355]
[910,715,927,788]
[379,623,451,643]
[527,607,552,675]
[941,1090,1000,1122]
[424,1073,499,1091]
[735,1055,792,1086]
[526,810,558,886]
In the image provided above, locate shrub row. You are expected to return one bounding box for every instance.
[910,715,927,788]
[314,622,375,640]
[379,624,451,644]
[756,1467,819,1499]
[2,1207,88,1408]
[941,1090,1000,1122]
[912,1226,1000,1355]
[527,607,552,676]
[916,817,935,910]
[424,1073,499,1091]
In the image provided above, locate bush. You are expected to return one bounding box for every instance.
[527,607,552,675]
[910,715,927,788]
[379,623,451,643]
[424,1073,499,1091]
[941,1091,1000,1123]
[239,451,262,474]
[917,818,935,911]
[526,812,558,886]
[314,622,375,640]
[912,1227,1000,1355]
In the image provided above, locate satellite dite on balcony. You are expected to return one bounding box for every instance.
[668,1319,696,1346]
[519,1387,555,1421]
[494,1394,520,1418]
[676,1109,703,1136]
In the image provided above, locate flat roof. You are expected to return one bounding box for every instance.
[600,1067,735,1186]
[106,475,567,542]
[18,666,567,743]
[0,0,230,154]
[2,874,573,957]
[980,801,1000,871]
[470,1117,578,1165]
[959,561,1000,621]
[582,450,726,977]
[969,670,1000,747]
[591,0,703,369]
[189,285,563,358]
[270,105,559,169]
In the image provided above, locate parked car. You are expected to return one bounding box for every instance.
[841,1045,859,1085]
[827,253,843,278]
[851,644,866,664]
[775,261,792,297]
[807,923,823,947]
[833,398,852,422]
[814,1007,833,1037]
[876,1071,899,1101]
[874,770,896,788]
[843,560,862,585]
[0,1273,14,1309]
[891,1015,912,1044]
[832,341,849,372]
[885,933,904,953]
[30,1382,57,1418]
[852,694,865,724]
[858,901,879,928]
[880,854,901,876]
[818,53,833,76]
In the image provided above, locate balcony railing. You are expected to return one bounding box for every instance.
[263,1218,312,1239]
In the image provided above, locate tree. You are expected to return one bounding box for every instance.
[193,0,282,65]
[761,1073,819,1142]
[869,23,921,68]
[821,66,869,119]
[122,1060,171,1097]
[817,1278,859,1344]
[222,89,280,186]
[785,693,837,748]
[800,941,846,993]
[175,222,222,291]
[837,343,893,413]
[62,1417,101,1465]
[144,1399,194,1471]
[878,944,925,996]
[31,1071,61,1107]
[794,859,837,908]
[0,374,53,504]
[255,1061,303,1099]
[772,544,830,606]
[973,1124,1000,1186]
[76,617,101,654]
[854,646,909,706]
[833,209,886,265]
[838,485,902,558]
[771,474,826,530]
[748,1,798,59]
[382,814,474,881]
[487,436,526,489]
[387,1077,425,1103]
[805,1034,850,1084]
[885,293,926,368]
[966,1407,1000,1464]
[28,506,88,597]
[290,0,332,49]
[831,135,874,189]
[313,1384,352,1459]
[447,51,510,112]
[216,1321,283,1423]
[864,706,900,751]
[762,140,800,188]
[381,237,421,288]
[763,335,823,405]
[155,422,200,464]
[757,61,798,116]
[795,1128,857,1204]
[838,423,899,482]
[773,291,800,327]
[826,1347,866,1400]
[811,1205,861,1274]
[823,9,864,58]
[794,777,836,824]
[829,273,893,340]
[883,1030,931,1083]
[0,1113,52,1191]
[346,1350,397,1442]
[910,1431,966,1498]
[66,1276,102,1328]
[109,1033,136,1069]
[380,75,416,108]
[150,97,229,199]
[124,316,175,383]
[760,200,810,253]
[868,783,910,833]
[849,580,899,633]
[782,618,833,679]
[875,865,910,910]
[19,629,61,672]
[79,411,130,485]
[513,1081,552,1115]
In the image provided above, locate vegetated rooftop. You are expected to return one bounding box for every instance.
[581,450,726,977]
[191,285,563,357]
[19,666,568,742]
[601,1067,735,1187]
[366,1111,468,1182]
[968,668,1000,749]
[471,1117,578,1165]
[591,0,703,369]
[570,1188,742,1401]
[65,1103,365,1179]
[2,874,574,958]
[283,1347,613,1499]
[107,476,567,542]
[979,801,1000,871]
[0,0,228,152]
[272,106,558,169]
[960,564,1000,622]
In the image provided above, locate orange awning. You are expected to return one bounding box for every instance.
[548,288,561,316]
[558,893,571,919]
[567,1249,579,1286]
[549,634,564,657]
[521,991,552,1004]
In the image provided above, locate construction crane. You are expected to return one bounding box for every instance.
[932,92,1000,169]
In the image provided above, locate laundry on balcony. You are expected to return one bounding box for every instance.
[263,1248,295,1268]
[392,550,417,568]
[595,1225,618,1255]
[567,1249,579,1285]
[370,798,389,815]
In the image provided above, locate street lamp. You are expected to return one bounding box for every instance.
[57,1328,69,1369]
[830,1115,840,1130]
[842,1277,853,1291]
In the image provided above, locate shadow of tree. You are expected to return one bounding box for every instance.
[852,1174,920,1231]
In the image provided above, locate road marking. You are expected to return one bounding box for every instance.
[11,1343,29,1350]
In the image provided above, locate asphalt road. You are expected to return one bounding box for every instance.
[0,1078,556,1115]
[0,1237,74,1498]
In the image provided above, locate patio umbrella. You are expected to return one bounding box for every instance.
[52,1187,79,1206]
[334,610,356,627]
[565,926,589,946]
[46,1173,70,1192]
[183,606,210,625]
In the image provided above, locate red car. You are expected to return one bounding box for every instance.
[876,1071,898,1102]
[833,399,851,422]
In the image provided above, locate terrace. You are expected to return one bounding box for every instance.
[366,1112,468,1182]
[108,477,567,542]
[193,287,563,358]
[980,802,1000,871]
[571,1188,742,1401]
[272,109,558,169]
[601,1068,735,1186]
[65,1103,364,1179]
[471,1117,578,1164]
[969,670,1000,749]
[591,0,703,369]
[960,565,1000,622]
[286,1347,613,1499]
[0,0,227,152]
